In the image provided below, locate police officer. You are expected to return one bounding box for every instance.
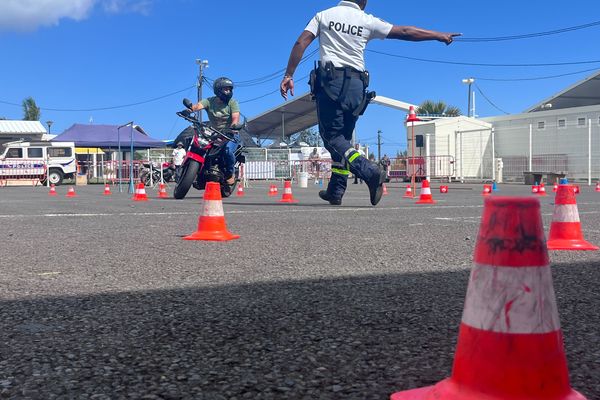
[280,0,460,206]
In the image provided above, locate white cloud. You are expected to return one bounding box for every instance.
[0,0,153,32]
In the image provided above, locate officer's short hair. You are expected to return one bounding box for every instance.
[348,0,367,6]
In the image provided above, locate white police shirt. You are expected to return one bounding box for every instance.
[305,1,393,72]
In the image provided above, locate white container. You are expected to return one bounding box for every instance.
[298,172,308,188]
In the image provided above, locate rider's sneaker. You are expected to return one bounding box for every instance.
[319,190,342,206]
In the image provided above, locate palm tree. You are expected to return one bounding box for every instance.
[22,97,41,121]
[416,100,461,117]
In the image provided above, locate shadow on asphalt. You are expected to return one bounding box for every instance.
[1,263,597,399]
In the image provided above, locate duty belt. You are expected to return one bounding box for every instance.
[311,61,375,117]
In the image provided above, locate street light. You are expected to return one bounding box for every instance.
[196,59,209,103]
[46,120,53,135]
[462,78,475,117]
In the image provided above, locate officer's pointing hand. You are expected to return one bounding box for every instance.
[280,76,294,100]
[441,33,462,45]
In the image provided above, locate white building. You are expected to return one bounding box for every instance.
[406,70,600,183]
[0,121,48,146]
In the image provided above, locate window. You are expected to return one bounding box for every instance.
[48,147,72,158]
[578,117,586,127]
[27,148,43,158]
[6,148,23,158]
[537,121,545,130]
[558,119,566,128]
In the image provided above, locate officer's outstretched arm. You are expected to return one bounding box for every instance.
[280,31,316,100]
[388,26,461,45]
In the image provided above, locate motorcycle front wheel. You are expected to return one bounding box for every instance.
[174,159,200,199]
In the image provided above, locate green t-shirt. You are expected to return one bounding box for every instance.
[200,96,240,130]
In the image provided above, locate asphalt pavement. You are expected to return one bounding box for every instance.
[0,181,598,399]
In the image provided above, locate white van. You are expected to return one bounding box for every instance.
[0,141,77,185]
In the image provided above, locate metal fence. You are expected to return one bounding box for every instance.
[0,159,47,186]
[493,120,600,183]
[388,156,455,182]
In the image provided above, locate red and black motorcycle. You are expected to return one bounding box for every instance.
[173,99,245,200]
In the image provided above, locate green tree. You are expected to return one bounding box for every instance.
[416,100,461,117]
[22,97,41,121]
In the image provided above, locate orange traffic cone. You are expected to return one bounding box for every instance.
[269,184,278,197]
[103,183,112,196]
[595,182,600,192]
[48,184,57,196]
[439,185,448,194]
[391,196,587,400]
[236,184,245,197]
[382,184,388,196]
[278,180,298,203]
[481,184,492,196]
[538,183,547,196]
[132,182,148,202]
[553,182,559,192]
[184,182,239,241]
[66,186,77,198]
[157,183,169,199]
[573,185,580,195]
[547,184,598,251]
[415,180,436,204]
[403,185,414,198]
[531,184,539,194]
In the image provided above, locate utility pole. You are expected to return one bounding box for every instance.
[196,59,209,103]
[377,130,382,161]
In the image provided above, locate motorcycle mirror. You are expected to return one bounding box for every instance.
[182,98,193,110]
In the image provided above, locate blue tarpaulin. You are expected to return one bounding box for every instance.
[52,124,165,149]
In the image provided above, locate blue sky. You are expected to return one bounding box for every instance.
[1,0,599,156]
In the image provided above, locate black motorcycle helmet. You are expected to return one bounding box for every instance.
[213,77,234,103]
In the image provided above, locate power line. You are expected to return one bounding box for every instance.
[456,20,600,42]
[475,67,600,81]
[367,49,600,67]
[239,74,310,104]
[0,85,196,112]
[475,83,510,115]
[235,49,318,87]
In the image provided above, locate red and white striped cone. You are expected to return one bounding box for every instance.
[157,183,168,199]
[66,186,77,198]
[439,185,448,194]
[236,184,245,197]
[184,182,239,241]
[391,197,587,400]
[595,182,600,192]
[547,184,598,251]
[553,182,559,192]
[48,184,57,196]
[270,184,278,197]
[278,180,298,203]
[481,184,492,196]
[415,180,435,204]
[531,185,539,194]
[538,183,547,196]
[132,182,148,202]
[573,185,580,195]
[403,185,414,198]
[103,183,112,196]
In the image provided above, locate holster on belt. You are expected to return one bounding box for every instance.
[309,61,375,116]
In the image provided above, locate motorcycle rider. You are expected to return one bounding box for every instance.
[189,77,240,185]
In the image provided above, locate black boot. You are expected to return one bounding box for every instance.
[350,157,386,206]
[319,190,342,205]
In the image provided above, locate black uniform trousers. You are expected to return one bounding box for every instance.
[315,74,378,200]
